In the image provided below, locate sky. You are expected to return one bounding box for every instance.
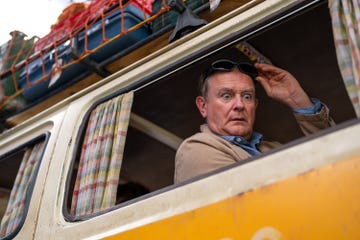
[0,0,83,46]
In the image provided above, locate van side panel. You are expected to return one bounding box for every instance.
[105,155,360,239]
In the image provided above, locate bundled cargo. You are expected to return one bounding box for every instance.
[18,0,152,103]
[0,31,36,115]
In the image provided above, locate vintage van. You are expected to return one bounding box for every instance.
[0,0,360,239]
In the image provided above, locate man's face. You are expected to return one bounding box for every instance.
[196,69,258,140]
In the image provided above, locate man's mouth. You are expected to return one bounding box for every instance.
[230,117,246,123]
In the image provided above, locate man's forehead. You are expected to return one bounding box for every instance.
[216,87,255,93]
[209,70,255,87]
[211,68,253,80]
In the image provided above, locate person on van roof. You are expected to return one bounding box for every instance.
[174,58,334,183]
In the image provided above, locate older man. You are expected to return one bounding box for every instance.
[174,59,334,183]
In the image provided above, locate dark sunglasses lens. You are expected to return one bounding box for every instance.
[212,60,236,71]
[206,60,258,81]
[238,63,258,77]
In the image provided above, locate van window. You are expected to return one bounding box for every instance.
[0,136,46,239]
[66,92,134,219]
[65,0,356,220]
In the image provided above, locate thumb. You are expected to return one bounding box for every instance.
[255,76,272,95]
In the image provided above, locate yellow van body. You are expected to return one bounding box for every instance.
[0,0,359,239]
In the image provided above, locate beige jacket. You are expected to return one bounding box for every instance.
[174,105,334,183]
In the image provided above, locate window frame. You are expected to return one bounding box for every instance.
[0,133,50,240]
[62,0,348,222]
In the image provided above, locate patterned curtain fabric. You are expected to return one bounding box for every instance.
[71,91,133,216]
[329,0,360,116]
[0,141,45,237]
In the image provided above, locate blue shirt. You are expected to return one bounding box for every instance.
[292,98,322,114]
[221,132,263,156]
[219,98,322,156]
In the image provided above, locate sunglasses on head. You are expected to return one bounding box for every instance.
[204,59,258,81]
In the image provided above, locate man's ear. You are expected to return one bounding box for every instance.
[195,96,207,118]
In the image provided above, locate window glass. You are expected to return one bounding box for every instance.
[66,92,134,219]
[0,136,46,239]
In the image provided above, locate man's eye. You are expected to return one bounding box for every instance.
[243,94,253,101]
[221,93,232,99]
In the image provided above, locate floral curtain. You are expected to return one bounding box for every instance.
[0,141,45,237]
[71,91,133,216]
[329,0,360,116]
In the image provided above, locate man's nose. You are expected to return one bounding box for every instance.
[233,95,244,111]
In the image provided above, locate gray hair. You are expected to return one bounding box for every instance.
[198,72,210,99]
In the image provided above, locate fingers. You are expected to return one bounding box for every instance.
[256,74,272,95]
[255,63,280,73]
[255,63,284,78]
[254,65,271,94]
[254,63,290,100]
[255,63,292,83]
[254,63,313,108]
[254,63,277,87]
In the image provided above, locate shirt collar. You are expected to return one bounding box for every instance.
[200,124,263,156]
[221,131,263,148]
[201,124,263,147]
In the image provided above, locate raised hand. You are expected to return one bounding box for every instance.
[255,63,313,109]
